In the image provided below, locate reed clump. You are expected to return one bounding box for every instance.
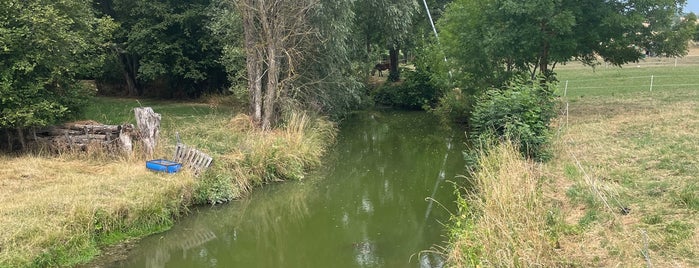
[221,112,336,193]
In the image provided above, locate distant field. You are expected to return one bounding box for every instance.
[556,59,699,98]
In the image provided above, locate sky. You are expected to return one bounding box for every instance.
[686,0,699,14]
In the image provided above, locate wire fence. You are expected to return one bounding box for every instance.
[556,55,699,70]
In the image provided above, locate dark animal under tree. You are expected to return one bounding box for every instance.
[372,62,390,77]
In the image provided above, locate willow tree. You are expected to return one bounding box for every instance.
[235,0,318,130]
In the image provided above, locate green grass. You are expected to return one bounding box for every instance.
[557,65,699,98]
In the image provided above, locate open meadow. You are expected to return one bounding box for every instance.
[547,51,699,266]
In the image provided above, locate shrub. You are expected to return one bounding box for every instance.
[469,80,557,161]
[372,69,442,110]
[430,87,474,123]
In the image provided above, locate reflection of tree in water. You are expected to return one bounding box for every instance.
[331,111,459,267]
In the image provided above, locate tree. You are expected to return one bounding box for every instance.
[235,0,320,130]
[439,0,694,86]
[0,0,114,149]
[95,0,227,97]
[212,0,363,123]
[290,0,364,118]
[354,0,420,81]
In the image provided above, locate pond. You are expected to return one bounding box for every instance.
[111,111,466,268]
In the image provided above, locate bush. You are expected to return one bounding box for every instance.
[430,87,474,123]
[372,69,442,110]
[469,80,557,161]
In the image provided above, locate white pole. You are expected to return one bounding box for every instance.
[650,75,654,91]
[421,0,439,40]
[564,80,568,97]
[675,57,678,68]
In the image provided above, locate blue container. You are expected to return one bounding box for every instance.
[146,159,182,174]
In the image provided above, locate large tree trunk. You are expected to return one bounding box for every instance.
[388,46,400,82]
[119,52,140,96]
[241,5,263,127]
[237,0,316,130]
[260,1,279,131]
[134,107,161,158]
[16,128,25,151]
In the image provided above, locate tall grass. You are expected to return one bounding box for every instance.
[447,142,558,267]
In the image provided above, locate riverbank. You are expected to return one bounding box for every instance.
[0,97,336,267]
[446,66,699,266]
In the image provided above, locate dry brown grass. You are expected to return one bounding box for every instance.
[447,143,559,267]
[0,155,195,267]
[545,88,699,266]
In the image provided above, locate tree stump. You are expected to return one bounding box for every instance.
[134,107,161,158]
[119,124,134,157]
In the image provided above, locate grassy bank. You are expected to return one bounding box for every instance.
[446,143,558,267]
[447,64,699,266]
[0,97,336,267]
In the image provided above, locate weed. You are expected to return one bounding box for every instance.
[642,214,664,225]
[446,142,559,267]
[664,221,694,247]
[673,184,699,211]
[578,209,600,228]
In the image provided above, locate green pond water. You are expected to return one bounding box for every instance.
[111,111,466,268]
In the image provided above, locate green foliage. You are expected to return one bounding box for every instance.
[0,0,114,130]
[289,0,365,119]
[430,88,473,123]
[208,0,247,101]
[438,0,693,90]
[195,172,234,204]
[469,80,557,161]
[372,69,442,110]
[99,0,227,97]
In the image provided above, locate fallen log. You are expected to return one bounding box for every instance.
[33,123,136,154]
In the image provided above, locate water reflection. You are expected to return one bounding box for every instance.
[112,111,465,268]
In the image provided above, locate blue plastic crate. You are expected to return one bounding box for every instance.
[146,159,182,174]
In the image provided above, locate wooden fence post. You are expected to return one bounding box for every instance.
[134,107,161,158]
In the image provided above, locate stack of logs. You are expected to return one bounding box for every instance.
[34,122,137,153]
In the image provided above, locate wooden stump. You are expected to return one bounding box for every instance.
[134,107,161,158]
[119,124,134,157]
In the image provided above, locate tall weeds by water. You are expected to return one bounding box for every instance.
[447,142,557,267]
